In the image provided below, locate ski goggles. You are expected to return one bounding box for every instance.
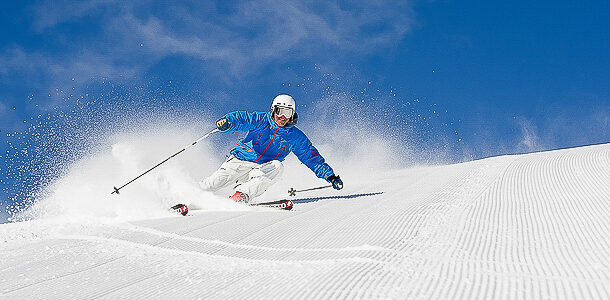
[273,106,294,119]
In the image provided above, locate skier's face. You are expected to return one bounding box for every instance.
[273,113,290,127]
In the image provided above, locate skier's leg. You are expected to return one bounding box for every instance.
[199,156,255,191]
[234,160,284,199]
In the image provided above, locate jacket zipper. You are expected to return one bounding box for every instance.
[254,127,280,163]
[273,145,285,160]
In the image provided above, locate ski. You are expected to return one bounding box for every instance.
[170,199,292,216]
[250,199,294,210]
[170,203,189,216]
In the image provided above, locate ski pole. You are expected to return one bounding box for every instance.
[288,185,332,197]
[111,128,219,195]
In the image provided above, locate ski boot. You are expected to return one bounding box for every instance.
[229,191,250,203]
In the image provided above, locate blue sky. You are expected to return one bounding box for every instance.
[0,1,608,206]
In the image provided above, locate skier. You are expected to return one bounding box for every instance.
[200,94,343,204]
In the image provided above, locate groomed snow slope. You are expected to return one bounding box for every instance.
[2,143,610,299]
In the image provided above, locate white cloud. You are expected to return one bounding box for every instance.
[9,0,414,87]
[0,45,136,98]
[30,0,119,32]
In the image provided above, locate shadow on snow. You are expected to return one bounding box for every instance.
[288,192,384,205]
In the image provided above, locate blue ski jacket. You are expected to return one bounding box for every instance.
[222,111,335,180]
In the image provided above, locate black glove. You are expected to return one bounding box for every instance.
[327,174,343,190]
[216,117,230,131]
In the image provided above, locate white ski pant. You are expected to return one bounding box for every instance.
[199,156,284,198]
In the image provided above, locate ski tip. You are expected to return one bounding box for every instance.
[170,203,189,216]
[284,200,294,210]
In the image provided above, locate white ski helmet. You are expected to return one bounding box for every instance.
[271,94,296,119]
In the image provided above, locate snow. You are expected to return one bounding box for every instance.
[2,143,610,299]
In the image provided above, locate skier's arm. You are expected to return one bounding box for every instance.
[293,131,337,181]
[216,111,266,132]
